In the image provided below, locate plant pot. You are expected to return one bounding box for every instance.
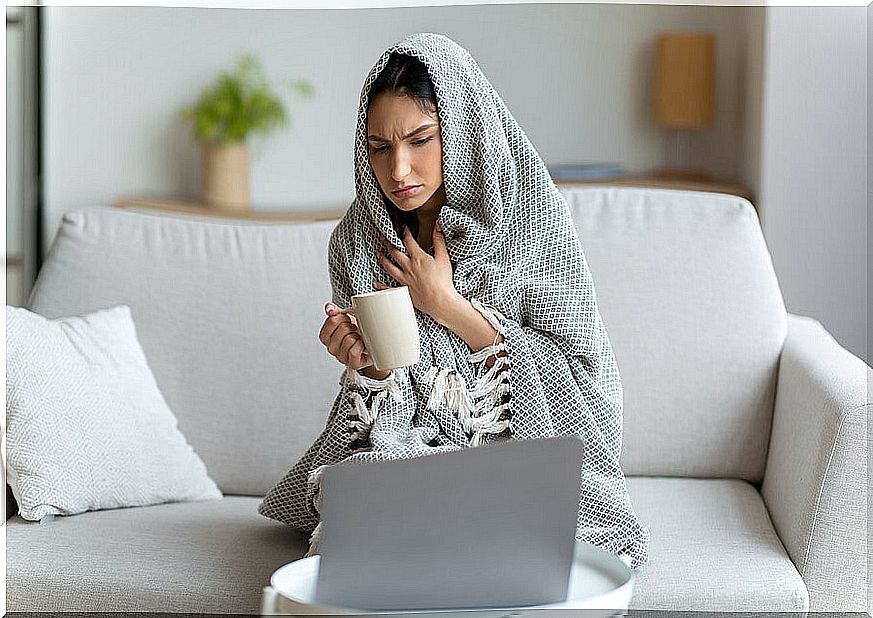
[201,141,250,212]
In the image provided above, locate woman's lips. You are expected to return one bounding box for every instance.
[392,185,421,199]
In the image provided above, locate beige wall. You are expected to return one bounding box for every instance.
[42,4,867,362]
[43,4,753,246]
[758,6,868,363]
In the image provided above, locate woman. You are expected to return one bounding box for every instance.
[259,32,650,569]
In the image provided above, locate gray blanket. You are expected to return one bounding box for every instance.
[259,32,650,569]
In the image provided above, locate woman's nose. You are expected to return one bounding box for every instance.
[390,149,412,181]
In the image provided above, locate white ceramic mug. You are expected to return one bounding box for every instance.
[341,286,420,371]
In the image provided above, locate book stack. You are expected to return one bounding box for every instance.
[547,163,627,181]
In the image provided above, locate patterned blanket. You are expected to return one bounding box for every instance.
[259,32,650,569]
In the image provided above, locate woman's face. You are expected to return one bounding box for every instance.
[366,93,446,218]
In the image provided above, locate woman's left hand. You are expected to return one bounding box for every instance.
[375,223,461,325]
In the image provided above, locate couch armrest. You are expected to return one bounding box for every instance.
[761,313,870,612]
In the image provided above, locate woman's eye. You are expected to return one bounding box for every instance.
[371,137,433,154]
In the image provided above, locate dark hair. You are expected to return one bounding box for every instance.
[367,53,439,240]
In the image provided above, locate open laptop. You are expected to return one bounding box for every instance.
[313,435,584,612]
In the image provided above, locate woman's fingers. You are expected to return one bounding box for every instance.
[378,251,405,284]
[378,231,409,265]
[320,301,358,344]
[319,313,347,346]
[399,225,423,255]
[318,318,336,346]
[347,337,369,369]
[337,330,362,365]
[432,223,449,260]
[326,322,356,358]
[320,301,372,369]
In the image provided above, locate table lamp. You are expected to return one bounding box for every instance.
[652,32,716,182]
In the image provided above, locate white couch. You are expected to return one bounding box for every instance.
[6,186,869,614]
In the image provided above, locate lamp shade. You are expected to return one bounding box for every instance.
[653,33,715,129]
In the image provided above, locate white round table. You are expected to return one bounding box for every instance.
[261,541,634,617]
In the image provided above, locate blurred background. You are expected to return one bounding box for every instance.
[6,3,869,363]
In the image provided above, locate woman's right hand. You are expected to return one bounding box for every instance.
[319,302,374,371]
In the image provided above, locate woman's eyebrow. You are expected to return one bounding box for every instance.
[367,123,437,143]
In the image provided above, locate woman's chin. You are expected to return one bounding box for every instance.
[386,186,437,212]
[392,199,421,212]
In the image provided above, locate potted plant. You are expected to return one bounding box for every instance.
[179,53,313,212]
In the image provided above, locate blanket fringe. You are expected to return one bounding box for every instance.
[347,368,401,445]
[304,464,331,557]
[305,520,323,557]
[422,346,511,447]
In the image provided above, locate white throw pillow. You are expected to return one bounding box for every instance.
[5,305,222,521]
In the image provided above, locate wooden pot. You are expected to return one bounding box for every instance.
[201,141,250,212]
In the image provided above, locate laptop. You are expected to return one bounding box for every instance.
[313,435,584,612]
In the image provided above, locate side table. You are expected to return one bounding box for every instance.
[262,541,634,616]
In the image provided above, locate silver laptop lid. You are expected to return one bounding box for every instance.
[314,435,584,611]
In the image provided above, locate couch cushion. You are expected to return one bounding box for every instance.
[7,478,809,613]
[563,187,787,481]
[28,208,344,496]
[6,496,308,613]
[627,476,808,611]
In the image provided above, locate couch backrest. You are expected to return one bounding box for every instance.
[563,187,786,482]
[29,208,341,496]
[28,187,786,494]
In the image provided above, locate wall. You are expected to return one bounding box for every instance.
[738,6,766,197]
[6,6,39,307]
[758,6,868,363]
[868,3,872,378]
[42,4,867,363]
[42,4,751,250]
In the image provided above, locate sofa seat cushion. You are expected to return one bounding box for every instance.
[6,496,308,613]
[8,479,809,613]
[627,477,809,611]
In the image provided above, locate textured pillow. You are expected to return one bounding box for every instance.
[5,305,222,521]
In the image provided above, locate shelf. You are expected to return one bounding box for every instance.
[113,196,347,223]
[116,176,756,225]
[553,176,754,203]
